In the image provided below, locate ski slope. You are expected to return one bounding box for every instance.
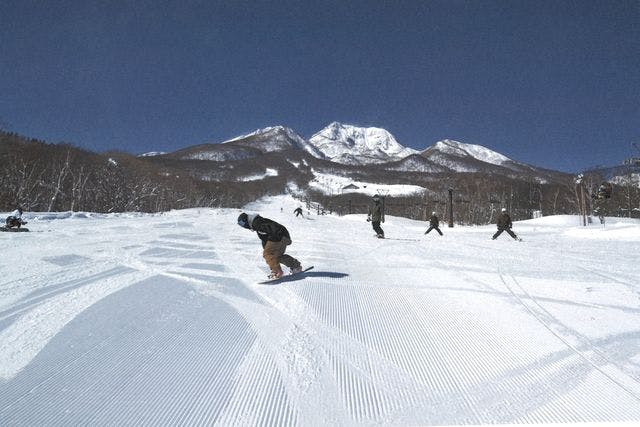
[1,196,640,425]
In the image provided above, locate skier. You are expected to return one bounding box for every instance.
[5,206,27,229]
[492,208,521,241]
[237,212,303,279]
[424,212,443,236]
[294,207,303,217]
[367,194,385,238]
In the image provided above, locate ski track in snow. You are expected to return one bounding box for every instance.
[1,201,640,425]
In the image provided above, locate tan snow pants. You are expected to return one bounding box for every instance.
[262,237,300,272]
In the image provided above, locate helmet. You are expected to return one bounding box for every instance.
[372,194,380,201]
[432,211,436,215]
[237,212,251,229]
[501,208,507,212]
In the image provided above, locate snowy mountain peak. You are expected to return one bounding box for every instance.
[224,125,302,145]
[308,122,418,165]
[427,139,512,166]
[223,125,323,157]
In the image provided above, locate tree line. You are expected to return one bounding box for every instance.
[2,130,637,223]
[0,132,288,213]
[306,171,639,224]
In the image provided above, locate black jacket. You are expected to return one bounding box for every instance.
[429,215,439,227]
[251,215,291,247]
[368,202,383,222]
[496,213,512,230]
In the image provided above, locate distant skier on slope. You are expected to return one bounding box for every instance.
[294,207,304,217]
[424,212,443,236]
[5,206,27,229]
[237,212,303,280]
[367,194,385,238]
[492,208,521,241]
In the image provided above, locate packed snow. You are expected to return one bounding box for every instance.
[1,197,640,425]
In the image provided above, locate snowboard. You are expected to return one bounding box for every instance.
[385,237,420,242]
[258,266,314,284]
[0,227,29,232]
[375,234,419,242]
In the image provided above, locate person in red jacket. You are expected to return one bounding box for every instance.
[238,212,303,279]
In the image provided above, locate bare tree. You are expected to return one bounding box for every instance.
[46,149,72,211]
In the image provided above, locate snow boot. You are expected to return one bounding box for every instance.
[268,269,284,280]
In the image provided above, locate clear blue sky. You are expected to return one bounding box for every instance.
[1,0,638,172]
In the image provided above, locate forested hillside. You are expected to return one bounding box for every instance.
[2,131,637,223]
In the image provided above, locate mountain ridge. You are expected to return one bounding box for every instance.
[6,128,633,222]
[161,122,547,175]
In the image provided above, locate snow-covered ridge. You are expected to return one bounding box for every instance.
[428,139,512,166]
[384,154,449,173]
[611,173,640,188]
[238,168,279,182]
[164,123,534,172]
[223,125,323,157]
[223,126,301,145]
[138,151,167,157]
[183,148,257,162]
[308,122,418,165]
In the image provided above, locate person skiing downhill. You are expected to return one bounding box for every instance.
[492,208,521,241]
[237,212,303,279]
[294,207,303,217]
[367,194,384,238]
[5,206,27,229]
[424,212,443,236]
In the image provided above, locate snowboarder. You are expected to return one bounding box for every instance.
[367,194,385,238]
[237,212,303,280]
[5,206,27,229]
[492,208,521,241]
[294,207,303,217]
[424,212,443,236]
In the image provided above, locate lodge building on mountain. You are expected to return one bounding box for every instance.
[341,183,360,193]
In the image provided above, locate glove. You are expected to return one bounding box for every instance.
[366,217,371,222]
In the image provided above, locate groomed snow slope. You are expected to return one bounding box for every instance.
[1,198,640,425]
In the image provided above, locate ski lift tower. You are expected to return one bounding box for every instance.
[575,174,587,226]
[447,188,454,228]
